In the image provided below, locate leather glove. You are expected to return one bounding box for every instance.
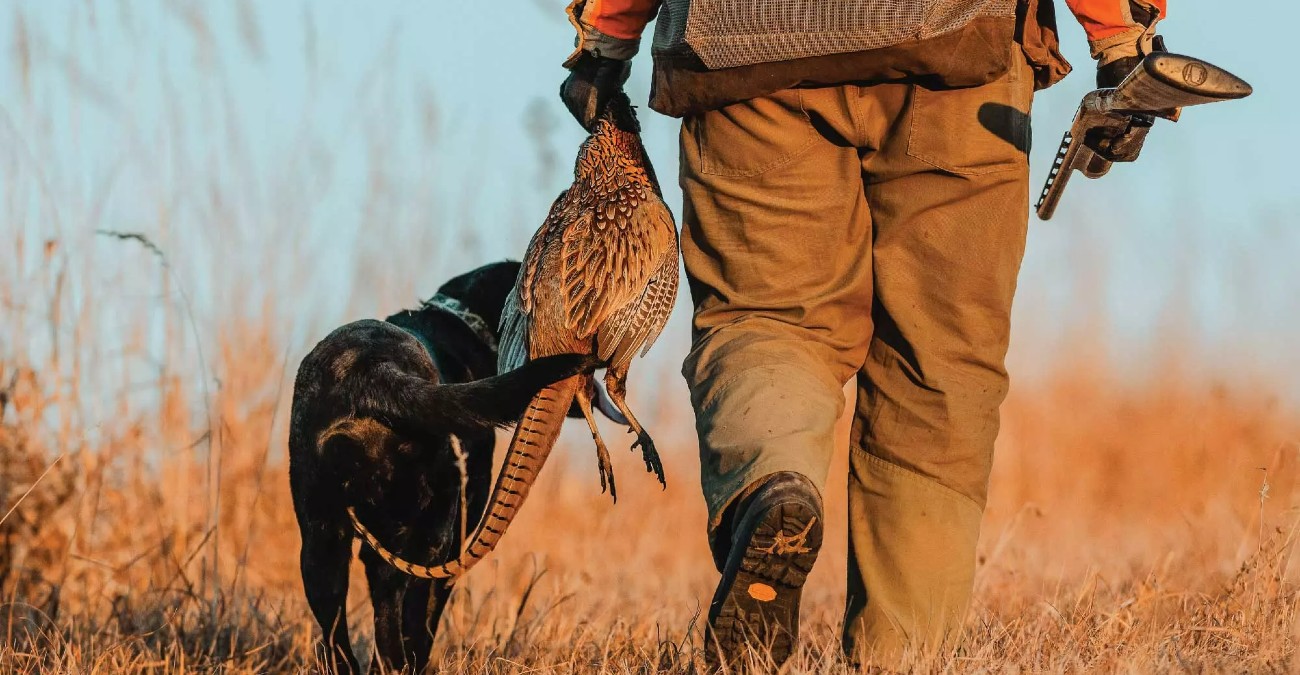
[560,51,631,131]
[1086,3,1165,162]
[1096,56,1141,89]
[1095,1,1162,88]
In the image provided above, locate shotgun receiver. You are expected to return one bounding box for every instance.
[1036,52,1252,220]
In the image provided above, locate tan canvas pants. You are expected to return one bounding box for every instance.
[679,49,1035,660]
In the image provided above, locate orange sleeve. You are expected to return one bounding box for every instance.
[573,0,661,41]
[1064,0,1167,41]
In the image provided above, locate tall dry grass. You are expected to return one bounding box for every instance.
[2,320,1297,673]
[2,3,1298,673]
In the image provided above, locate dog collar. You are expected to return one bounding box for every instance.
[422,293,498,352]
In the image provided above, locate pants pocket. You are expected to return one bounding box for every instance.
[905,48,1033,176]
[686,88,818,178]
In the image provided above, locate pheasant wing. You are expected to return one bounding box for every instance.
[598,242,679,369]
[635,248,679,357]
[500,190,579,371]
[496,286,530,373]
[518,190,572,315]
[560,194,672,342]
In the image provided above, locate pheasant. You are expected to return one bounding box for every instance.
[348,92,679,579]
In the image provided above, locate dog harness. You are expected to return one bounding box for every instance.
[421,293,499,353]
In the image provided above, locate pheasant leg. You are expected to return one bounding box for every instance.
[576,380,617,501]
[604,365,666,487]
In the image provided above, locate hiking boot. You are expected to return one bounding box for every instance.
[704,471,823,670]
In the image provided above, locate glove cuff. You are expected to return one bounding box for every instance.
[1089,27,1150,66]
[1089,0,1162,66]
[563,1,640,68]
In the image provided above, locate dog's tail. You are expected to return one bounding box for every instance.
[349,374,580,579]
[363,353,598,437]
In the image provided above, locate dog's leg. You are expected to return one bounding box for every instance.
[400,577,435,674]
[604,364,665,486]
[301,525,361,674]
[576,378,617,501]
[362,549,414,674]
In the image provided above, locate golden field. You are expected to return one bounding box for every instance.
[2,4,1297,673]
[2,296,1297,673]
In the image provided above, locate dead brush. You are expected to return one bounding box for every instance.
[0,588,310,674]
[1,4,1297,672]
[0,298,1297,674]
[0,363,79,612]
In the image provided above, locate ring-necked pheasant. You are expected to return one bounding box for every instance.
[348,92,679,579]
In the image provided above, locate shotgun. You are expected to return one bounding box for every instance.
[1036,51,1252,220]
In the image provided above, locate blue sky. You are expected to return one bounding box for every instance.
[2,1,1296,402]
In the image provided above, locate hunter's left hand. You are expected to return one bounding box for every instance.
[560,52,631,131]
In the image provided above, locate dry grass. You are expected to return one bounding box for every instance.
[1,326,1297,673]
[2,3,1297,673]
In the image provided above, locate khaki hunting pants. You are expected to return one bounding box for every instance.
[679,50,1035,660]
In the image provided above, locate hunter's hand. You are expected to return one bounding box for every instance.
[561,52,631,131]
[1093,1,1161,88]
[1096,56,1142,89]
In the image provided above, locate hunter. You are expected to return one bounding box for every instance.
[559,0,1165,667]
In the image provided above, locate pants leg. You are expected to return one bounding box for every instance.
[843,50,1036,659]
[678,87,873,539]
[679,43,1035,660]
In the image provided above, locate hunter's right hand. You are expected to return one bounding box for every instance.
[561,52,631,131]
[1093,0,1163,88]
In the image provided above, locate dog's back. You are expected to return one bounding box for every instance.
[287,262,598,674]
[290,318,457,507]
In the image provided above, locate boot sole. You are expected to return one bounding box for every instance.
[706,500,822,669]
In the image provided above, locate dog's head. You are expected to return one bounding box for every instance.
[434,260,521,337]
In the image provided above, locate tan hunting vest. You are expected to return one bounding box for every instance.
[646,0,1070,117]
[652,0,1018,70]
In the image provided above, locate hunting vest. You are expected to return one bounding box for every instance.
[646,0,1071,117]
[652,0,1018,70]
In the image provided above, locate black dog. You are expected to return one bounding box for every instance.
[289,261,599,674]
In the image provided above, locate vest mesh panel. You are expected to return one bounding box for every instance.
[653,0,1017,70]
